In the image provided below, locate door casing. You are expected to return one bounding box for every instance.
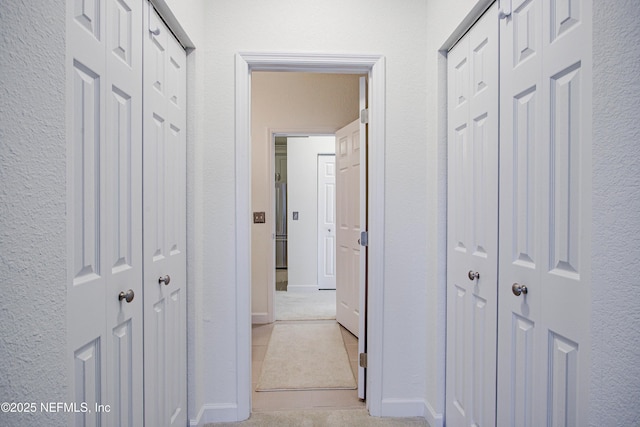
[235,52,386,418]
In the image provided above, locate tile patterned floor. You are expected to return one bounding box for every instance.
[252,320,364,412]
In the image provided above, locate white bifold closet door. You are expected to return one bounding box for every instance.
[497,0,592,425]
[143,2,187,427]
[67,0,144,426]
[445,3,499,427]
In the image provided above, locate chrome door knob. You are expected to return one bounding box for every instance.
[158,275,171,286]
[512,283,528,296]
[468,270,480,281]
[118,289,135,303]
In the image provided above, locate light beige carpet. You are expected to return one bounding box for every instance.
[275,290,336,321]
[256,322,356,391]
[206,408,430,427]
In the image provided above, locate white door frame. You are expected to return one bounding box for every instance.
[235,52,385,417]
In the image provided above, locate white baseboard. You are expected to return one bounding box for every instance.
[379,398,443,427]
[252,312,270,324]
[380,398,425,418]
[286,284,318,292]
[190,403,248,426]
[423,399,443,427]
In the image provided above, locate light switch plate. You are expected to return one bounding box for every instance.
[293,211,299,220]
[253,212,266,223]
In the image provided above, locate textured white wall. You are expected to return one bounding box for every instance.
[0,2,67,427]
[251,72,359,319]
[591,0,640,424]
[191,0,432,422]
[287,137,335,291]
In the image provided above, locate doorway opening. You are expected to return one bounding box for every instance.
[235,52,386,418]
[255,125,357,411]
[272,135,337,322]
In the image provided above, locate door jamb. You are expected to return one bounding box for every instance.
[235,52,386,418]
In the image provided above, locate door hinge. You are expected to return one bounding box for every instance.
[360,231,368,247]
[359,353,368,368]
[360,108,369,124]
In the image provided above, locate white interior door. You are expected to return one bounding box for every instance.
[445,3,499,426]
[497,0,592,425]
[317,155,336,290]
[336,118,361,337]
[67,0,143,425]
[143,3,187,426]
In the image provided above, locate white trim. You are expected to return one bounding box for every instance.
[378,398,443,427]
[439,0,495,52]
[380,398,427,417]
[424,399,444,427]
[189,403,240,426]
[366,55,386,417]
[240,52,385,73]
[236,52,386,418]
[251,312,270,324]
[148,0,196,49]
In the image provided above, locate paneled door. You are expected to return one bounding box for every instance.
[143,2,187,426]
[335,119,361,337]
[67,0,143,426]
[445,3,499,426]
[497,0,592,425]
[317,155,337,290]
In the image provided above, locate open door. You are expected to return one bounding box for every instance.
[336,76,368,400]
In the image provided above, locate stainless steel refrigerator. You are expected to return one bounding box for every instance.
[275,182,287,269]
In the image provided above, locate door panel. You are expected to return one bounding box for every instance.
[317,155,336,289]
[67,0,143,425]
[497,0,591,424]
[446,4,499,426]
[104,0,143,425]
[336,119,361,337]
[143,3,187,426]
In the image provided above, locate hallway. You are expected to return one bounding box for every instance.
[208,318,429,426]
[1,1,639,426]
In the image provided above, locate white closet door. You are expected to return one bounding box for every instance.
[104,0,144,426]
[143,2,187,426]
[67,0,143,425]
[497,0,592,425]
[445,3,499,426]
[317,155,337,290]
